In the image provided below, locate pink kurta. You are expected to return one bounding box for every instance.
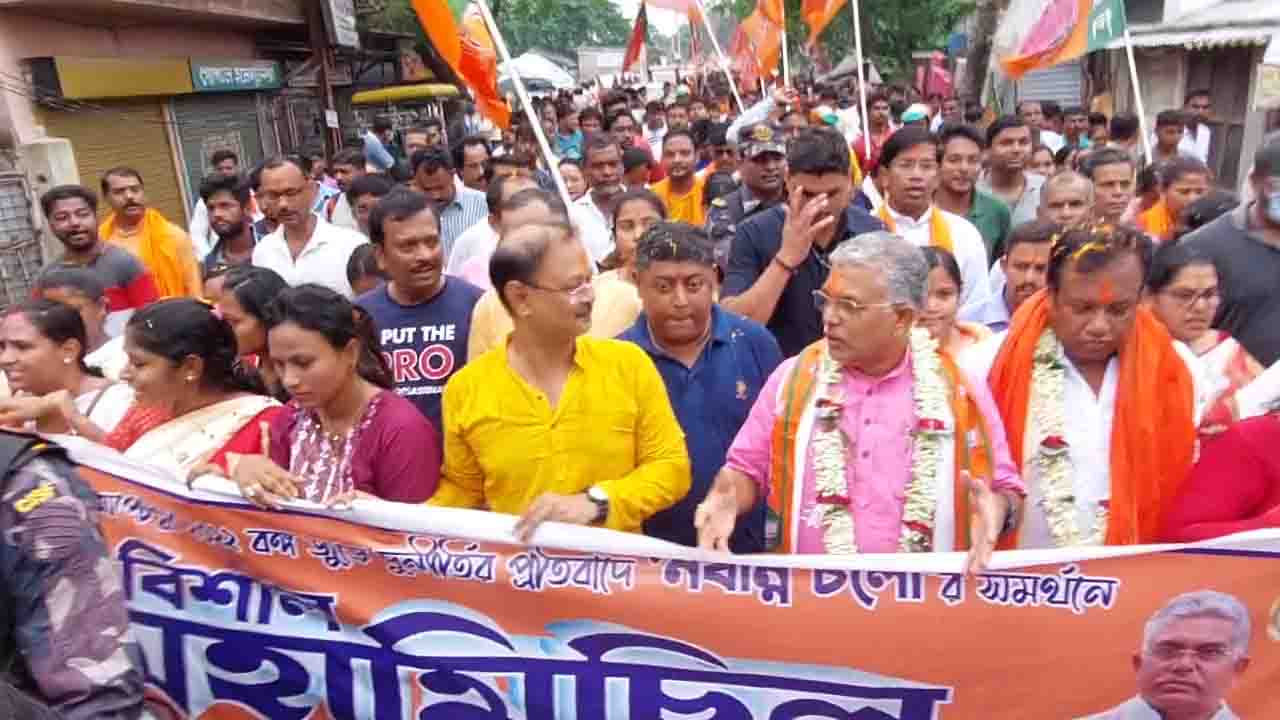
[725,351,1022,553]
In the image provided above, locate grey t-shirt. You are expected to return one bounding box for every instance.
[977,171,1045,229]
[1180,204,1280,366]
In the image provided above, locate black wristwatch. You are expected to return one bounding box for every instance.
[586,486,610,525]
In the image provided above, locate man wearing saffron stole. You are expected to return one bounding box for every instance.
[964,224,1208,549]
[696,232,1024,571]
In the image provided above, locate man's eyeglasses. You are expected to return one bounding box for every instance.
[1147,643,1234,664]
[813,290,895,318]
[524,279,594,304]
[258,187,308,204]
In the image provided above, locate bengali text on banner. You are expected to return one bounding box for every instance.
[63,439,1280,720]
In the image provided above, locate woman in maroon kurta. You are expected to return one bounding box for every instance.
[226,285,440,507]
[1162,413,1280,542]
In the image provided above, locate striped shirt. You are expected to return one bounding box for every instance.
[438,186,489,261]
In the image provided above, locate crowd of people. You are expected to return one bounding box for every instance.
[0,75,1277,716]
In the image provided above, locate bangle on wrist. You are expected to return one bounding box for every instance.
[772,255,798,276]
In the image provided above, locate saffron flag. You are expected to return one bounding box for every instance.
[998,0,1126,79]
[801,0,843,45]
[64,437,1280,719]
[758,0,785,27]
[623,3,648,73]
[412,0,511,128]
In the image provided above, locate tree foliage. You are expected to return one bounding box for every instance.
[368,0,632,58]
[705,0,975,82]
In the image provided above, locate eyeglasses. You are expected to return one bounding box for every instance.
[1147,643,1234,664]
[813,290,895,318]
[1162,287,1220,309]
[258,186,308,204]
[524,279,594,304]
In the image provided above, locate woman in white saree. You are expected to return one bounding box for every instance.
[118,299,282,479]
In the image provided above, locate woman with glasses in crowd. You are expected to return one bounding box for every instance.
[1145,241,1263,428]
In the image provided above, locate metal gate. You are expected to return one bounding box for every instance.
[172,93,268,210]
[0,173,42,310]
[1017,59,1084,106]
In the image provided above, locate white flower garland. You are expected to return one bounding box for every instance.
[810,328,951,554]
[1029,330,1108,547]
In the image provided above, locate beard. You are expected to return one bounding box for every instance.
[212,218,247,240]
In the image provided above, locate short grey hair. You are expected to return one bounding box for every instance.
[827,231,928,310]
[1040,170,1095,207]
[1142,590,1252,655]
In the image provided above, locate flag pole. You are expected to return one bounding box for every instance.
[849,0,872,159]
[1123,27,1152,165]
[691,0,746,113]
[780,11,791,88]
[473,0,574,211]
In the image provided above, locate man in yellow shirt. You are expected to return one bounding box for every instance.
[466,188,642,358]
[433,222,691,540]
[649,131,707,226]
[99,166,201,298]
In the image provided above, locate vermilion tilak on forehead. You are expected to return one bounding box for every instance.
[1098,277,1116,305]
[823,270,847,297]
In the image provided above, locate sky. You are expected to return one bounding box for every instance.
[611,0,685,35]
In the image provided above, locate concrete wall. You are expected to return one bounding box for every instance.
[0,11,255,144]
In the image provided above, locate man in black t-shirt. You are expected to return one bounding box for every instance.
[1180,141,1280,366]
[356,191,484,441]
[721,128,884,357]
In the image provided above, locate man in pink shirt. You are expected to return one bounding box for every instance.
[696,231,1024,571]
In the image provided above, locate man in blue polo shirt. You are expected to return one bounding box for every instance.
[721,127,884,357]
[619,222,782,552]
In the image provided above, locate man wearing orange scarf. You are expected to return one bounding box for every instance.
[99,167,201,298]
[697,232,1023,571]
[874,127,992,322]
[963,225,1207,548]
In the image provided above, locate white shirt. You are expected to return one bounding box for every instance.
[326,191,360,233]
[187,200,215,261]
[252,216,368,298]
[447,220,498,274]
[1039,129,1066,154]
[85,335,128,382]
[1179,122,1211,162]
[571,195,616,263]
[645,124,666,158]
[883,205,993,323]
[1079,696,1237,720]
[963,332,1208,549]
[982,262,1014,330]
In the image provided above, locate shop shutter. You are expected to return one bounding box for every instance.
[1018,59,1084,106]
[172,93,267,210]
[39,99,187,226]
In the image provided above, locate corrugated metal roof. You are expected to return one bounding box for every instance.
[1107,26,1274,50]
[1106,0,1280,50]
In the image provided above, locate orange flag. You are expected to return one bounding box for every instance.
[758,0,785,26]
[801,0,843,45]
[412,0,510,129]
[742,9,782,76]
[623,3,648,73]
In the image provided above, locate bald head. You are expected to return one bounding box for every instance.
[1040,171,1094,227]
